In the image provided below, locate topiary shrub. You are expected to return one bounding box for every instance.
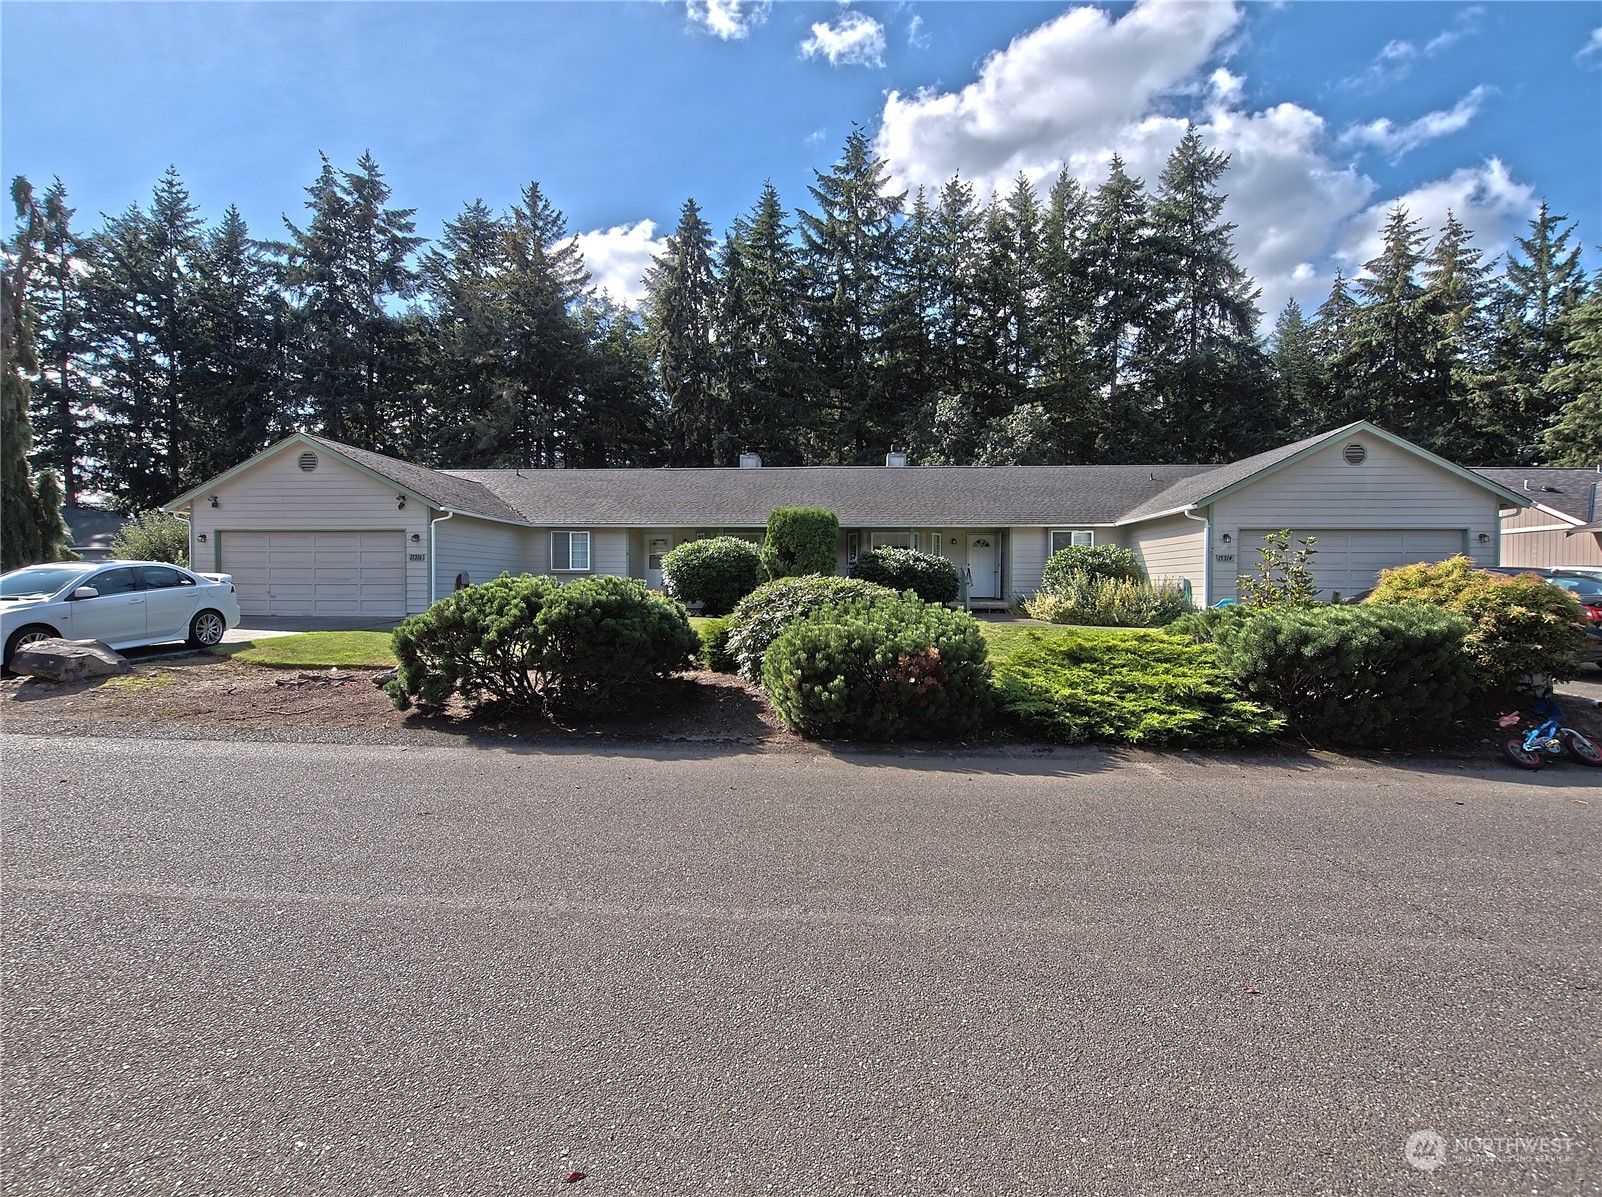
[1022,574,1194,628]
[991,629,1281,748]
[760,506,839,580]
[1041,544,1144,592]
[1365,556,1590,690]
[538,575,702,712]
[697,617,736,672]
[849,546,960,604]
[1211,603,1476,746]
[761,593,992,741]
[724,575,895,683]
[661,536,765,615]
[386,573,698,715]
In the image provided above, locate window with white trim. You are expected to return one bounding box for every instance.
[872,531,914,550]
[551,530,591,572]
[1050,530,1095,554]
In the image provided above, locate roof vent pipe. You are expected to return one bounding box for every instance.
[738,453,762,469]
[886,449,909,468]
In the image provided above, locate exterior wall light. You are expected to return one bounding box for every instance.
[1478,532,1491,544]
[411,533,422,543]
[1220,532,1233,544]
[208,495,219,508]
[397,494,407,510]
[197,533,208,544]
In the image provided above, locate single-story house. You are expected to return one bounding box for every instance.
[1472,466,1602,569]
[162,420,1531,619]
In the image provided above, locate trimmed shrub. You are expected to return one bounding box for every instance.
[1041,544,1144,592]
[761,506,839,580]
[1023,574,1194,628]
[724,575,895,683]
[661,536,764,615]
[1211,603,1476,746]
[108,509,189,566]
[849,546,960,604]
[698,617,736,672]
[386,573,698,715]
[1365,556,1590,690]
[761,593,992,741]
[991,629,1281,748]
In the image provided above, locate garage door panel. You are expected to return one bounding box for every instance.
[1240,529,1465,601]
[223,532,405,618]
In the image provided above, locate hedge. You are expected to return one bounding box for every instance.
[849,546,960,604]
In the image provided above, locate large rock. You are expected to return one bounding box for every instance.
[11,638,131,683]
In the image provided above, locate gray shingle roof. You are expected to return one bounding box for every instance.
[1471,467,1601,523]
[442,463,1215,527]
[304,436,528,524]
[1115,424,1366,522]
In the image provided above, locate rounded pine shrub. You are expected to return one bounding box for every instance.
[1365,556,1589,690]
[724,575,894,683]
[386,573,698,715]
[1211,603,1476,746]
[760,506,839,580]
[849,546,960,604]
[661,536,765,615]
[1041,544,1144,593]
[761,593,992,741]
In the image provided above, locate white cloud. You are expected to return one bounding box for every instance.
[867,0,1538,319]
[801,11,886,68]
[1342,7,1482,89]
[1338,87,1489,162]
[685,0,770,42]
[1333,158,1534,277]
[574,220,667,308]
[908,14,928,51]
[1581,27,1602,62]
[876,0,1243,191]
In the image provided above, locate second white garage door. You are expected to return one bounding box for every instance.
[221,532,406,618]
[1238,529,1466,601]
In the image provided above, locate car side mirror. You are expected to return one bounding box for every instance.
[71,586,99,600]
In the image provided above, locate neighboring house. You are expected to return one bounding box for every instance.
[1472,466,1602,569]
[60,507,129,561]
[162,421,1529,619]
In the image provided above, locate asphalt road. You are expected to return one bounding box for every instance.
[2,735,1599,1195]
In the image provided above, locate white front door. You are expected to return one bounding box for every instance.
[646,537,672,590]
[966,535,998,599]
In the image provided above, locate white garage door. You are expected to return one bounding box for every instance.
[222,532,406,618]
[1239,529,1465,601]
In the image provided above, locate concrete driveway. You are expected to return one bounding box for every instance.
[3,735,1596,1195]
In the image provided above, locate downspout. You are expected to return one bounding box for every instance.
[1181,506,1211,607]
[428,509,456,605]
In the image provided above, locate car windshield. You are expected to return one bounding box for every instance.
[1553,578,1602,602]
[0,564,97,599]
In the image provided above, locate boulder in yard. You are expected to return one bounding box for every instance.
[11,638,131,683]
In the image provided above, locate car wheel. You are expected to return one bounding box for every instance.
[187,609,227,648]
[1561,729,1602,766]
[3,624,58,674]
[1499,734,1545,771]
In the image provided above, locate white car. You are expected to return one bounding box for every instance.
[1,560,242,669]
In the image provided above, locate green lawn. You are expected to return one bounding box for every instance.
[216,631,397,669]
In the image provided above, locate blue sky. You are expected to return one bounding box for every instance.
[3,1,1598,322]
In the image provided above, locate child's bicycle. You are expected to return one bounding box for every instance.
[1497,689,1602,771]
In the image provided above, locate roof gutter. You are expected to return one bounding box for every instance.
[1181,506,1211,607]
[428,509,456,605]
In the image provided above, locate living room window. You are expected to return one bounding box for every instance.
[1050,529,1095,554]
[551,530,591,572]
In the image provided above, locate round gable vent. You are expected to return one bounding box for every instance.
[298,450,319,473]
[1342,442,1367,465]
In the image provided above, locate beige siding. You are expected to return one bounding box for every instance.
[593,530,629,577]
[192,443,429,614]
[1008,527,1051,600]
[1208,437,1503,598]
[1127,514,1206,604]
[433,518,532,598]
[1502,522,1602,567]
